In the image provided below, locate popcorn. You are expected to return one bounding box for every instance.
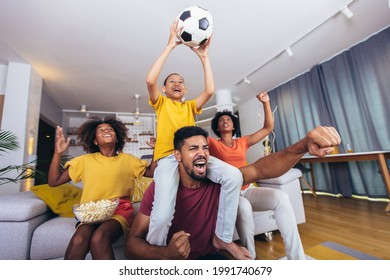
[73,198,119,224]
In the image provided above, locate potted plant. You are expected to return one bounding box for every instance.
[0,129,45,185]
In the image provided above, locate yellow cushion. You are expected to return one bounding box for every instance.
[132,177,153,203]
[30,183,82,217]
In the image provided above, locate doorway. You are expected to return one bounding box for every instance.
[35,118,55,185]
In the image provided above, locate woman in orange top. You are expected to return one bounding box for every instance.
[208,92,305,260]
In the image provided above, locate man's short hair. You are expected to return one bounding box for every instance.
[174,126,209,151]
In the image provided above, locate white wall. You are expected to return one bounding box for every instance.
[238,96,268,164]
[0,64,7,128]
[0,62,42,195]
[40,91,62,126]
[0,64,7,94]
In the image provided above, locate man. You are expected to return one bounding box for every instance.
[125,125,340,259]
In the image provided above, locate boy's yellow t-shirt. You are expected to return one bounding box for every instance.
[150,94,202,161]
[65,152,148,203]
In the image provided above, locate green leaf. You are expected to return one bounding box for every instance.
[0,130,20,154]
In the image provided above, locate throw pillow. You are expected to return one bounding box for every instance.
[30,183,82,217]
[132,177,153,203]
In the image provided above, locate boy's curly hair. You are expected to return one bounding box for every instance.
[77,116,128,153]
[211,111,240,138]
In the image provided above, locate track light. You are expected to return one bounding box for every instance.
[286,46,294,57]
[341,7,353,19]
[134,94,140,115]
[236,4,356,86]
[80,104,87,112]
[134,94,141,124]
[134,116,141,125]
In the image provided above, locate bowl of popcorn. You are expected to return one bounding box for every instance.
[73,198,119,224]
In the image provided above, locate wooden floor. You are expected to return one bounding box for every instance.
[251,194,390,260]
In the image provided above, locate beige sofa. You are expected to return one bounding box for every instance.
[0,168,305,259]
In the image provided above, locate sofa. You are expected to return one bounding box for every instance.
[0,168,305,260]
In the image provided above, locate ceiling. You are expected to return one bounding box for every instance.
[0,0,389,119]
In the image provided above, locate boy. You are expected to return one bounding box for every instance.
[145,20,250,259]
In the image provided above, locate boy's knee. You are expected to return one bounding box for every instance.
[150,213,173,228]
[226,165,244,185]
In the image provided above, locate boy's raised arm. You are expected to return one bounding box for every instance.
[146,20,182,104]
[193,37,215,110]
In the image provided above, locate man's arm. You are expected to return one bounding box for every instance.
[125,212,191,260]
[240,126,341,184]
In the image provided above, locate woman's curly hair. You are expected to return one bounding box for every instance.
[77,116,128,153]
[211,110,240,138]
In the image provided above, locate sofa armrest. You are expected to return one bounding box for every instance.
[0,191,50,222]
[257,168,306,225]
[0,191,53,259]
[257,168,302,185]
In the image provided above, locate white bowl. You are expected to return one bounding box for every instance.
[73,198,119,224]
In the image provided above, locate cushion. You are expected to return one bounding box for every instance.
[30,183,82,218]
[132,177,153,203]
[30,216,126,260]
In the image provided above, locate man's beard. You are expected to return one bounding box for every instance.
[183,162,208,182]
[189,170,208,181]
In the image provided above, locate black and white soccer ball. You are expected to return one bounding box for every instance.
[176,6,213,47]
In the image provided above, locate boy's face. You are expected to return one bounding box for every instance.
[162,74,187,102]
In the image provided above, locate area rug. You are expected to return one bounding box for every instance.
[279,241,381,260]
[303,241,381,260]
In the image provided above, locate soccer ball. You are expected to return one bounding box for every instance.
[176,6,213,47]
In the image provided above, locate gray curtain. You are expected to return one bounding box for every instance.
[269,26,390,198]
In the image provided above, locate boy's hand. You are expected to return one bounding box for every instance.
[191,35,212,59]
[167,20,182,48]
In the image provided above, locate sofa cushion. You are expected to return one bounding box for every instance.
[30,216,76,259]
[30,202,141,260]
[0,191,48,222]
[30,184,82,217]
